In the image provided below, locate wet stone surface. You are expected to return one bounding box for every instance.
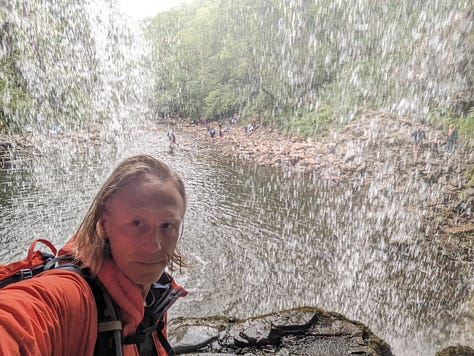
[168,307,393,355]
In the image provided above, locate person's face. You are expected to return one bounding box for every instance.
[101,176,185,287]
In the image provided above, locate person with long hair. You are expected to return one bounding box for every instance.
[0,154,188,355]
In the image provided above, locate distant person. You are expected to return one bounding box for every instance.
[411,126,426,157]
[430,133,439,156]
[206,124,216,138]
[230,114,240,125]
[49,124,62,136]
[167,129,178,147]
[218,122,224,137]
[445,124,458,155]
[245,122,254,133]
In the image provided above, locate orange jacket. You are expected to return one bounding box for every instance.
[0,269,98,355]
[0,246,186,355]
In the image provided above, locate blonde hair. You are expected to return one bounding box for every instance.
[72,154,187,275]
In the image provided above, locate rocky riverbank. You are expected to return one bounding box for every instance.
[173,112,473,263]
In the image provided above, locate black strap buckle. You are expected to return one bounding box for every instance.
[19,269,33,279]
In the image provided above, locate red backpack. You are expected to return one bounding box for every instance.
[0,238,61,287]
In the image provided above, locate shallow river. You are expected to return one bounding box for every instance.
[0,125,472,355]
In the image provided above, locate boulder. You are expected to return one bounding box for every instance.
[168,307,393,355]
[435,344,474,356]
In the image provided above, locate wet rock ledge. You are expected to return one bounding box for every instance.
[168,306,393,355]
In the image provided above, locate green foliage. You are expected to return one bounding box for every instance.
[146,0,472,137]
[276,104,334,138]
[465,165,474,188]
[204,87,235,118]
[1,0,471,141]
[2,0,149,134]
[426,107,455,128]
[0,55,33,132]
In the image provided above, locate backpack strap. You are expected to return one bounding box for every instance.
[122,273,185,356]
[26,239,57,260]
[86,274,123,356]
[155,321,176,356]
[54,263,123,356]
[122,315,175,356]
[0,250,64,288]
[0,255,51,288]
